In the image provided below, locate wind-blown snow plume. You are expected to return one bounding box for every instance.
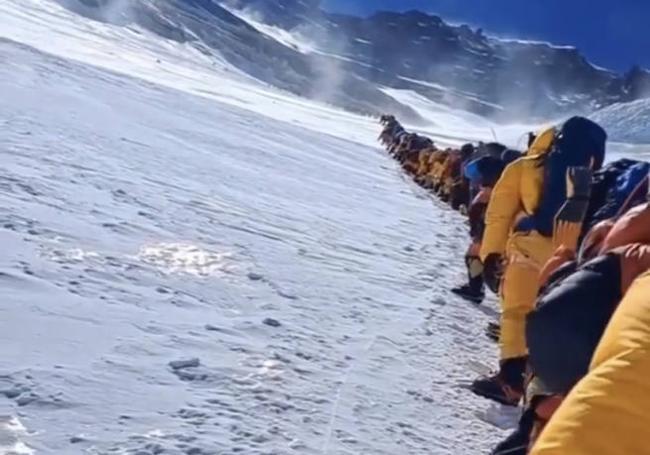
[50,0,650,123]
[223,2,347,104]
[57,0,136,24]
[99,0,135,24]
[301,26,347,105]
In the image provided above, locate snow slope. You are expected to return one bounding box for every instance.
[0,0,383,149]
[0,0,543,151]
[591,98,650,145]
[380,87,541,149]
[0,3,516,454]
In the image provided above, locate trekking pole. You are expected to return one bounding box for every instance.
[490,127,498,142]
[494,444,530,455]
[322,335,379,454]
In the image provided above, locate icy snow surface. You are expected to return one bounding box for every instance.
[591,99,650,147]
[6,0,643,454]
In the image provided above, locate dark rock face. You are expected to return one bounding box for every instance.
[622,66,650,100]
[55,0,649,121]
[293,8,633,119]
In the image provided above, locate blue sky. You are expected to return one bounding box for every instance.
[321,0,650,72]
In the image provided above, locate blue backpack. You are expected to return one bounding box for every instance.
[585,160,650,231]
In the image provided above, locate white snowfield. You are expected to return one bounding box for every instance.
[0,1,644,454]
[591,98,650,145]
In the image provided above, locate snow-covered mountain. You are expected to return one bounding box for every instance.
[54,0,650,122]
[53,0,423,121]
[229,1,650,117]
[1,0,648,453]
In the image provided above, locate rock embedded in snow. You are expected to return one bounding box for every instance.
[168,358,201,370]
[247,272,264,281]
[15,394,37,407]
[262,318,282,328]
[1,387,22,399]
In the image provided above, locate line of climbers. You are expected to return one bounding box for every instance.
[378,114,650,454]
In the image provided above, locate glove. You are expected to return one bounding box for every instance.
[483,253,505,294]
[553,167,593,251]
[565,166,592,201]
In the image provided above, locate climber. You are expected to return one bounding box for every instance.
[530,257,650,455]
[471,117,607,407]
[451,155,505,303]
[492,195,650,454]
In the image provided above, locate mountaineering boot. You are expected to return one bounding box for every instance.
[451,277,485,303]
[451,284,484,303]
[452,257,485,303]
[471,357,527,407]
[491,407,535,455]
[486,321,501,342]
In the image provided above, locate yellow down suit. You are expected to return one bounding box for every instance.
[532,270,650,455]
[480,128,556,360]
